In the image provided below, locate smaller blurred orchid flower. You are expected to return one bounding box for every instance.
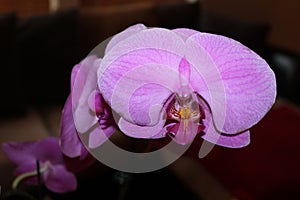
[2,137,77,193]
[59,55,116,158]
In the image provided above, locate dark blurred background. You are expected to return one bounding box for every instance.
[0,0,300,200]
[0,0,299,113]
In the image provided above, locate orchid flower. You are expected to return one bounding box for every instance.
[60,55,116,157]
[2,137,77,193]
[96,24,276,148]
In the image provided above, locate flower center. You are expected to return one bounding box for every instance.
[167,93,202,123]
[179,106,191,120]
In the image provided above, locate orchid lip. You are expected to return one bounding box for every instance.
[164,88,205,144]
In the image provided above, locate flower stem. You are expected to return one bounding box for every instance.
[12,162,48,190]
[113,171,132,200]
[36,160,42,200]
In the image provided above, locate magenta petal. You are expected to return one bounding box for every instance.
[14,160,36,176]
[88,125,115,148]
[3,137,63,166]
[186,33,276,134]
[2,141,36,165]
[44,165,77,193]
[105,23,147,54]
[14,160,38,185]
[60,95,85,158]
[34,137,64,164]
[72,56,102,133]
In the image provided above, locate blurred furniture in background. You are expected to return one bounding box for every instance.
[0,9,81,117]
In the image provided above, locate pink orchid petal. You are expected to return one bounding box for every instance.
[105,23,147,54]
[70,64,80,89]
[87,90,98,112]
[105,64,184,126]
[98,27,186,105]
[44,165,77,193]
[178,57,191,86]
[60,95,86,158]
[99,27,185,76]
[118,111,166,139]
[166,119,199,145]
[173,28,198,41]
[186,32,276,134]
[202,129,250,148]
[72,56,102,133]
[128,83,172,125]
[195,94,250,157]
[88,124,115,149]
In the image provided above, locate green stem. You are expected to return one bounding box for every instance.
[12,162,49,190]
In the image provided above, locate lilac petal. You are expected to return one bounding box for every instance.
[173,28,198,41]
[70,64,80,89]
[88,124,115,149]
[202,129,250,148]
[186,33,276,134]
[103,64,184,127]
[87,90,98,113]
[118,110,166,139]
[60,95,85,158]
[178,57,191,86]
[128,83,174,126]
[196,94,250,148]
[99,28,185,77]
[99,28,188,126]
[105,23,147,54]
[2,141,36,165]
[72,56,102,133]
[44,165,77,193]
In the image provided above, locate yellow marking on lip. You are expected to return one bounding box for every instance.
[179,106,191,119]
[179,107,191,136]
